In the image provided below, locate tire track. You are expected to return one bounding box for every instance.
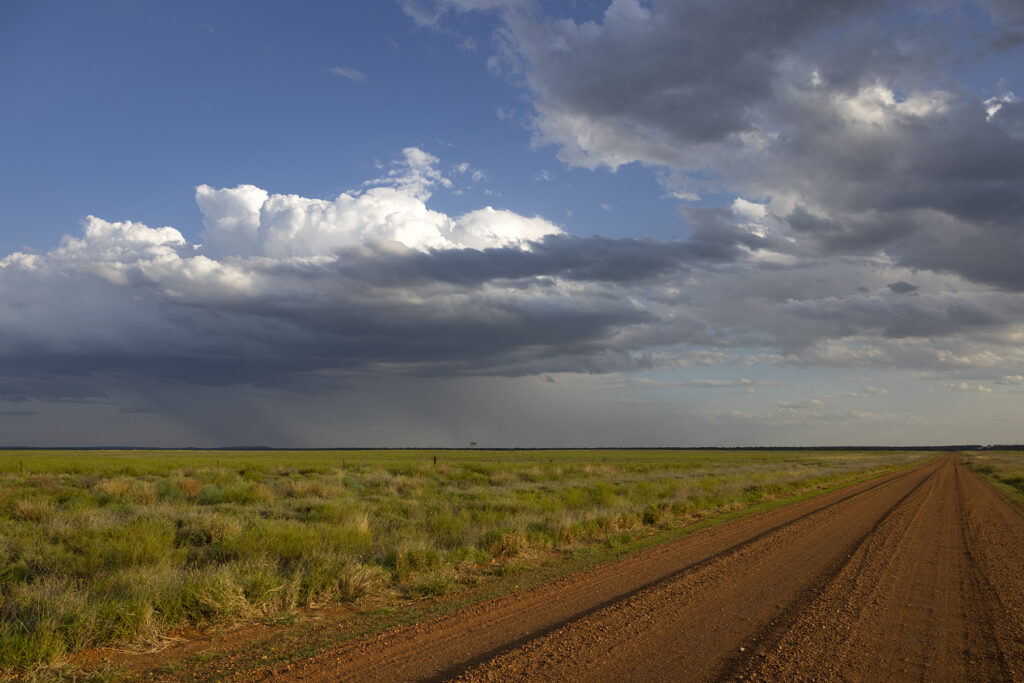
[953,465,1014,679]
[711,455,946,681]
[454,457,943,682]
[728,456,1022,682]
[954,462,1024,678]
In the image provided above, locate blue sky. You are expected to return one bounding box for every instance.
[1,0,1023,446]
[0,1,680,253]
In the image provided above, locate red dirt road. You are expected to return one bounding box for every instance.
[271,456,1024,682]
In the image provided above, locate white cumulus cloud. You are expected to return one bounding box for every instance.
[329,66,367,82]
[197,148,561,259]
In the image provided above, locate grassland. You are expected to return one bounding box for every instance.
[0,448,931,673]
[962,450,1024,506]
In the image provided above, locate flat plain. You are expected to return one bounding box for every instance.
[0,448,933,678]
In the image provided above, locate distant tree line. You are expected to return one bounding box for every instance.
[5,444,1021,452]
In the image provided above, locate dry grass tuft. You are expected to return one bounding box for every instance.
[13,498,55,522]
[338,562,387,602]
[131,481,157,505]
[177,478,202,499]
[480,531,527,559]
[93,477,133,496]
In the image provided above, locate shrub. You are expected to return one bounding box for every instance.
[589,482,618,507]
[285,480,327,499]
[338,562,387,602]
[12,498,55,523]
[0,577,92,669]
[478,530,527,559]
[384,543,443,581]
[407,568,455,598]
[101,517,174,568]
[93,478,133,497]
[427,509,470,550]
[176,568,251,625]
[223,482,273,505]
[227,521,318,567]
[233,555,291,616]
[177,478,202,499]
[488,471,517,487]
[130,481,157,505]
[197,485,226,505]
[293,551,339,606]
[642,503,670,526]
[25,473,57,489]
[174,513,242,549]
[560,487,589,509]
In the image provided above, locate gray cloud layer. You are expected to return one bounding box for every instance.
[472,0,1024,292]
[2,1,1023,407]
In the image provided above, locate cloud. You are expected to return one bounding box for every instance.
[0,149,671,393]
[434,1,1024,294]
[399,0,522,27]
[3,141,1024,403]
[376,2,1024,422]
[497,0,891,168]
[943,382,993,393]
[197,149,550,260]
[887,281,918,295]
[329,66,367,82]
[623,377,765,390]
[982,0,1024,31]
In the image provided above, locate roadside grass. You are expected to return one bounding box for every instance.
[961,451,1024,507]
[0,448,930,674]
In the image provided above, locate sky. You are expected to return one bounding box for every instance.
[1,0,1022,447]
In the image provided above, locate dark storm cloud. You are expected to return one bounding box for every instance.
[0,374,109,403]
[887,281,918,295]
[770,97,1024,287]
[322,224,776,291]
[454,1,1024,293]
[991,98,1024,138]
[837,106,1024,222]
[783,292,1009,340]
[0,293,651,385]
[328,234,696,287]
[509,0,884,153]
[679,207,779,260]
[1,228,694,391]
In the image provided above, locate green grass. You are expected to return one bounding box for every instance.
[0,448,930,673]
[962,451,1024,507]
